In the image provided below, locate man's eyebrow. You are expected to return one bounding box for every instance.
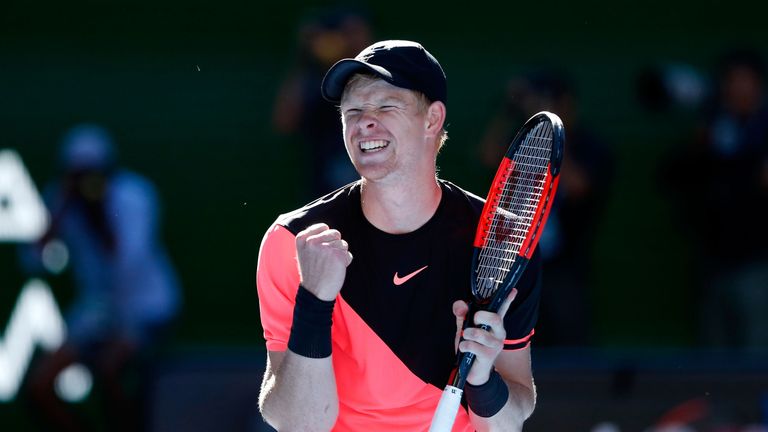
[378,96,408,105]
[341,94,409,110]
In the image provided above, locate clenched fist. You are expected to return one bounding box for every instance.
[295,223,353,301]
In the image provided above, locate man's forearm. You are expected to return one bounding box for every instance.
[259,351,339,431]
[468,380,536,432]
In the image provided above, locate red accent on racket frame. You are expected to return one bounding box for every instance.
[519,166,559,259]
[473,157,514,248]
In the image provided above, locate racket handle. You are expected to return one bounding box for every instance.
[429,385,463,432]
[452,323,489,389]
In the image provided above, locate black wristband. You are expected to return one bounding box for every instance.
[465,370,509,417]
[287,285,335,358]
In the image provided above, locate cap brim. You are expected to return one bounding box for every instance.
[321,59,393,103]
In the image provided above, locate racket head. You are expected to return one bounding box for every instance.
[470,111,564,307]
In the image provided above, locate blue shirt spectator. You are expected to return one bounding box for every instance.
[19,123,181,432]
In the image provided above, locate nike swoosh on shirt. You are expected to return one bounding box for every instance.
[393,265,429,286]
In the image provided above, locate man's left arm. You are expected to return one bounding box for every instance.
[453,289,537,432]
[467,347,535,432]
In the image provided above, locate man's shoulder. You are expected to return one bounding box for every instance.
[274,181,361,235]
[439,179,485,214]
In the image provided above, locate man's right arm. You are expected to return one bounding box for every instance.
[259,349,338,431]
[256,223,352,431]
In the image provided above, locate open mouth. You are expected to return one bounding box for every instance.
[359,140,389,153]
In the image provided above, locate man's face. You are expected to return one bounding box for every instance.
[340,78,433,183]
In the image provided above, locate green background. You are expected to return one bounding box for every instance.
[3,0,766,346]
[1,0,766,426]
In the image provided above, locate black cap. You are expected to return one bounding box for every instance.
[321,40,447,105]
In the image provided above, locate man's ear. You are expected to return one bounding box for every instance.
[425,101,446,136]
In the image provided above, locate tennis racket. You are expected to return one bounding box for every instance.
[429,111,564,431]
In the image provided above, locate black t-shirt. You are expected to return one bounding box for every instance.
[273,179,542,387]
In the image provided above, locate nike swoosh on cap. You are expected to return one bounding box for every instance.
[393,265,428,286]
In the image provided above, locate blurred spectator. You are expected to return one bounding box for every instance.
[480,71,615,346]
[271,7,373,198]
[636,62,709,113]
[659,48,768,348]
[18,124,182,431]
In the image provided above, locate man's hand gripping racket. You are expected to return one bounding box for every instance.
[429,111,564,431]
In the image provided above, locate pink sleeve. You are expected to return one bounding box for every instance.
[256,224,301,352]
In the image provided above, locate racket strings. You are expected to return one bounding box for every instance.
[475,121,553,299]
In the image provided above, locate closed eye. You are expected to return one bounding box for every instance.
[380,105,404,112]
[344,108,362,118]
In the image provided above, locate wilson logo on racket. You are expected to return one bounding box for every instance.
[429,111,564,432]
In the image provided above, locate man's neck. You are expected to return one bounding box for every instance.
[360,174,442,234]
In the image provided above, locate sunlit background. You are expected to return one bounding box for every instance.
[2,0,768,430]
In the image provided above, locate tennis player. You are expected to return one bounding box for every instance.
[257,40,542,431]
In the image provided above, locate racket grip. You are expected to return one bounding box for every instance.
[452,323,489,388]
[429,385,463,432]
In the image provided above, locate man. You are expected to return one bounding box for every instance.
[257,40,541,431]
[660,49,768,347]
[19,124,182,432]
